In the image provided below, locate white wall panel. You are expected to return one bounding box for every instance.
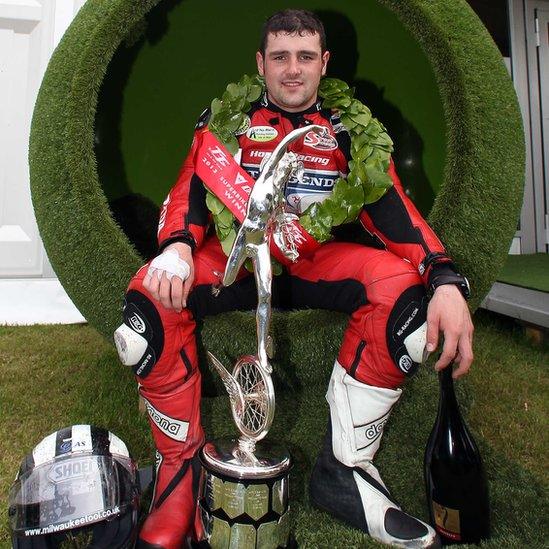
[0,0,44,276]
[0,0,86,323]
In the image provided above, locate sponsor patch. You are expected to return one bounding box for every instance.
[234,172,249,186]
[355,410,391,450]
[143,398,189,442]
[135,350,155,377]
[48,458,98,484]
[129,313,146,334]
[249,149,330,166]
[60,441,72,454]
[246,126,278,142]
[304,131,338,151]
[397,307,419,337]
[330,113,347,134]
[399,354,413,373]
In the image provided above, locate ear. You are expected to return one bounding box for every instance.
[256,51,265,76]
[321,50,331,76]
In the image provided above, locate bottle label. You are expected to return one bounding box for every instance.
[432,501,461,541]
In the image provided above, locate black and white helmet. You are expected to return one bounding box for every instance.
[8,425,140,548]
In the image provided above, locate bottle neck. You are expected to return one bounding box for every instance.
[438,366,459,411]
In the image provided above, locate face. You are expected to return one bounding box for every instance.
[256,31,330,112]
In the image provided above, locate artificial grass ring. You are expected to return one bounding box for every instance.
[30,0,524,339]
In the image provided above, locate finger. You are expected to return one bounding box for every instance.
[452,337,474,379]
[426,317,439,355]
[170,276,184,312]
[146,270,161,301]
[143,272,152,291]
[159,273,173,310]
[435,334,458,371]
[182,271,194,308]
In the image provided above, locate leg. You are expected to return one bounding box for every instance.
[114,236,254,549]
[252,241,273,371]
[288,243,438,547]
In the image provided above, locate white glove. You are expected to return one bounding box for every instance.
[147,248,190,282]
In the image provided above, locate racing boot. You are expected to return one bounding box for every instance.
[137,370,205,549]
[310,361,439,548]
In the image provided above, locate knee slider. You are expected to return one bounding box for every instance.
[386,284,428,377]
[114,290,165,378]
[114,323,148,366]
[403,322,427,364]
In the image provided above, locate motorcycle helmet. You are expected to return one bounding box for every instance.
[8,425,140,548]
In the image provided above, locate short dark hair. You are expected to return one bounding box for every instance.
[259,9,327,55]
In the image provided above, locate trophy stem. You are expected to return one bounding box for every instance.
[201,127,324,548]
[238,436,256,456]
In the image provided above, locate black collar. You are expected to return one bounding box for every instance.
[260,92,322,118]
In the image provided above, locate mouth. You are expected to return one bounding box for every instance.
[282,81,303,88]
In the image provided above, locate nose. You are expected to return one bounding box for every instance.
[286,55,301,77]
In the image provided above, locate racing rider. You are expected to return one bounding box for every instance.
[114,9,474,549]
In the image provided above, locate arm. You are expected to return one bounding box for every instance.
[358,159,455,285]
[157,128,210,254]
[145,116,211,311]
[358,160,474,376]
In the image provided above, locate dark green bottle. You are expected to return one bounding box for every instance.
[424,366,490,544]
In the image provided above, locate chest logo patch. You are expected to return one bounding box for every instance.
[246,126,278,142]
[304,131,338,151]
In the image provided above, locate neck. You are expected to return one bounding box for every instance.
[263,92,320,115]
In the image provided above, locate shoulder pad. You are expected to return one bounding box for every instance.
[195,107,211,130]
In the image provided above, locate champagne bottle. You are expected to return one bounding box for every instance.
[424,366,490,544]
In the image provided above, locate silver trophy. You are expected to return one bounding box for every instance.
[199,125,326,548]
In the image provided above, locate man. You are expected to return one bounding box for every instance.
[114,9,473,549]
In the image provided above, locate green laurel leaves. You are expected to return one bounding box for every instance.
[204,75,394,253]
[302,78,393,241]
[205,75,263,255]
[209,74,263,155]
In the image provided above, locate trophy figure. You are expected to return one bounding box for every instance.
[199,125,326,548]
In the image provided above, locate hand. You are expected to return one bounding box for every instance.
[143,243,194,312]
[426,284,474,379]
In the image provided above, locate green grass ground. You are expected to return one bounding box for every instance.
[0,310,547,547]
[498,253,549,293]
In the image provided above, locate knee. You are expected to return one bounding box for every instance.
[386,284,428,377]
[114,289,166,379]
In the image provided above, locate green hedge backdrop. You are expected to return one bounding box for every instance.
[30,0,524,339]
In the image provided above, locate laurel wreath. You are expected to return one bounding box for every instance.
[205,74,394,256]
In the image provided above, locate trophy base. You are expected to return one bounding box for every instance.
[198,438,292,549]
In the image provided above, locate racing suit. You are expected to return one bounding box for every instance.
[117,95,461,548]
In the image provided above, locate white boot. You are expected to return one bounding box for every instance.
[310,361,439,548]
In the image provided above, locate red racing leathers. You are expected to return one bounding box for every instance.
[122,95,459,547]
[153,95,456,385]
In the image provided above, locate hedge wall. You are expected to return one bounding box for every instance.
[30,0,524,338]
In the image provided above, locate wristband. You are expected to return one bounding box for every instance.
[429,273,471,300]
[158,230,196,253]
